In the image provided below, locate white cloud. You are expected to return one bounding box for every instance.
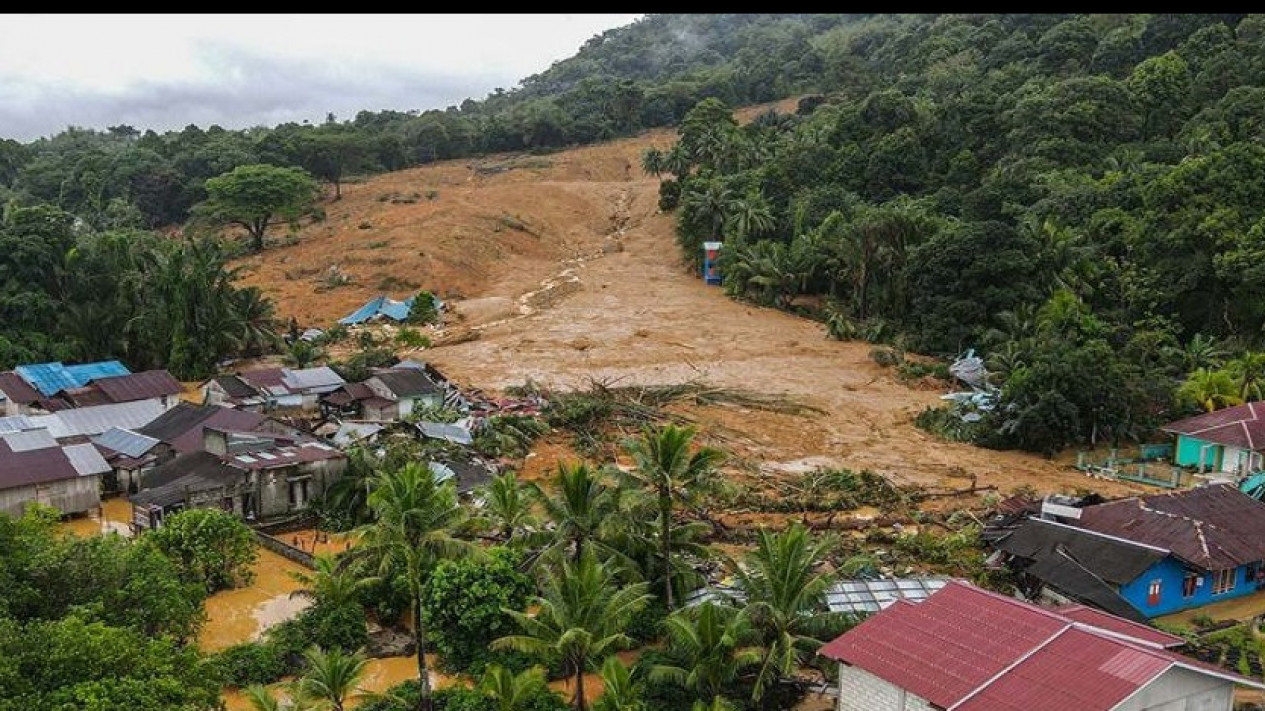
[0,13,644,141]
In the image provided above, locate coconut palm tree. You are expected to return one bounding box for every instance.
[640,147,666,178]
[242,684,298,711]
[1178,368,1244,412]
[621,424,724,610]
[592,655,646,711]
[530,461,627,568]
[477,664,557,711]
[474,471,539,544]
[355,463,478,711]
[291,645,368,711]
[1226,351,1265,402]
[289,552,375,610]
[649,601,761,706]
[493,552,651,711]
[734,523,846,705]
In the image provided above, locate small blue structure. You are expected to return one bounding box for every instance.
[702,241,723,285]
[15,360,131,397]
[338,293,444,326]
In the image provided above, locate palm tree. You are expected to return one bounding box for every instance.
[233,285,282,357]
[592,655,646,711]
[243,684,296,711]
[1226,351,1265,402]
[292,645,368,711]
[621,424,724,610]
[477,664,557,711]
[290,552,375,610]
[475,471,539,544]
[1165,333,1229,374]
[355,463,478,711]
[285,339,326,369]
[531,462,626,567]
[640,147,666,178]
[1178,368,1244,412]
[724,191,775,243]
[649,601,761,705]
[734,523,845,705]
[493,552,651,711]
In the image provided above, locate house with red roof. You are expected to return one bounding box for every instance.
[819,579,1265,711]
[1163,401,1265,476]
[992,484,1265,619]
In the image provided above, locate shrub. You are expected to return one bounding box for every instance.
[396,328,431,349]
[407,291,440,325]
[209,642,286,688]
[146,508,257,593]
[419,547,534,674]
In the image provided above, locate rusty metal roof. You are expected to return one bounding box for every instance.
[93,370,183,403]
[1077,483,1265,571]
[1162,401,1265,450]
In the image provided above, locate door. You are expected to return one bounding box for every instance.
[1148,579,1162,606]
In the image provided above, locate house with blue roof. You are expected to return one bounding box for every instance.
[338,292,443,325]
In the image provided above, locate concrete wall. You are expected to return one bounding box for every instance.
[0,475,101,517]
[1120,556,1259,617]
[837,664,934,711]
[1112,665,1233,711]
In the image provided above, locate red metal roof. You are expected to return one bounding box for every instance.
[1162,401,1265,449]
[1076,484,1265,571]
[1053,604,1184,648]
[818,580,1265,710]
[93,370,183,403]
[818,581,1067,708]
[955,627,1170,711]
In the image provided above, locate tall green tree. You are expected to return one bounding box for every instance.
[493,553,651,711]
[146,507,258,594]
[292,645,369,711]
[621,424,724,609]
[649,601,761,707]
[194,163,319,252]
[356,463,477,711]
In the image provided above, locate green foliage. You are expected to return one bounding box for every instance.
[146,507,258,593]
[194,163,320,252]
[474,414,551,459]
[208,642,287,689]
[407,290,441,325]
[419,547,535,674]
[395,327,431,349]
[329,346,398,382]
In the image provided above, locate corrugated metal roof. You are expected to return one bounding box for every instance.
[15,361,131,397]
[0,446,80,488]
[825,577,949,615]
[1077,483,1265,571]
[0,372,41,404]
[0,416,36,434]
[1,429,58,452]
[1052,605,1184,648]
[372,369,441,398]
[63,442,111,476]
[819,580,1265,710]
[93,427,160,458]
[93,370,183,403]
[282,366,345,393]
[428,461,457,483]
[28,400,165,439]
[332,422,384,447]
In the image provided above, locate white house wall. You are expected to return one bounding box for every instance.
[1111,666,1232,711]
[837,664,934,711]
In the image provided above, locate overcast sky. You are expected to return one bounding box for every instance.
[0,14,645,143]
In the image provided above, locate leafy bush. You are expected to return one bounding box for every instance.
[359,682,568,711]
[146,508,257,593]
[395,328,431,349]
[418,547,535,674]
[208,642,286,688]
[407,291,440,325]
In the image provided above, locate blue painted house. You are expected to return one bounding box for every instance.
[1162,402,1265,477]
[995,484,1265,621]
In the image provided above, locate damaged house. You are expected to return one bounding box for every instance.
[129,426,346,531]
[990,484,1265,620]
[320,363,445,422]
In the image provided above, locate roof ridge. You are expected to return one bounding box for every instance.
[942,580,1075,625]
[948,624,1074,710]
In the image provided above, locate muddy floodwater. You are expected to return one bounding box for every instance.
[60,497,134,538]
[221,654,455,711]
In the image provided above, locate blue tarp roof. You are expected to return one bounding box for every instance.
[15,360,131,397]
[1242,473,1265,500]
[338,293,444,325]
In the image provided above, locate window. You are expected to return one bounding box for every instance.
[1183,572,1199,598]
[1213,568,1237,595]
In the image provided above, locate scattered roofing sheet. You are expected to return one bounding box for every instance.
[417,421,473,445]
[93,370,183,403]
[1076,483,1265,571]
[825,577,950,615]
[331,422,384,447]
[92,427,161,459]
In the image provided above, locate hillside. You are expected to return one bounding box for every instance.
[233,98,1141,500]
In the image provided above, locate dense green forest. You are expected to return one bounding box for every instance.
[657,13,1265,454]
